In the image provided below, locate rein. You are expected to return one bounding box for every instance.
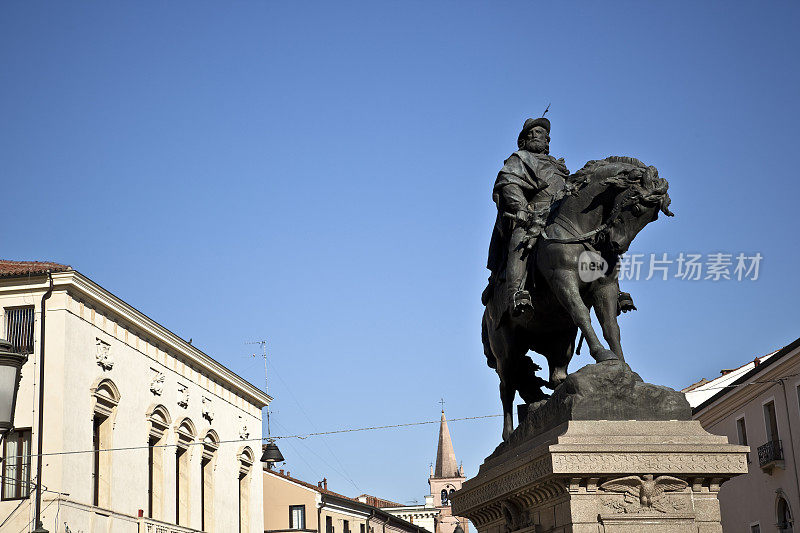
[541,214,607,245]
[541,186,639,246]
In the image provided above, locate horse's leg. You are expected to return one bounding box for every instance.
[549,268,617,363]
[592,279,625,362]
[546,327,577,386]
[484,312,517,441]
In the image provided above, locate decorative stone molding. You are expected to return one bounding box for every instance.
[203,430,220,462]
[451,456,555,513]
[551,452,747,474]
[91,378,121,418]
[238,446,254,475]
[177,383,189,409]
[147,404,172,439]
[96,338,113,371]
[150,370,165,396]
[599,474,689,514]
[239,416,249,440]
[202,396,214,422]
[175,417,196,449]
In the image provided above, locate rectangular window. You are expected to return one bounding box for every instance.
[289,505,306,529]
[176,447,187,525]
[4,306,34,354]
[344,520,350,533]
[148,436,156,517]
[736,417,748,445]
[92,416,101,506]
[736,417,750,463]
[764,401,780,442]
[326,515,333,533]
[360,524,365,533]
[2,428,31,500]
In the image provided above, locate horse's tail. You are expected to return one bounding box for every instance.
[482,311,497,369]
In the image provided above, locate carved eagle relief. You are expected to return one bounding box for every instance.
[600,474,688,508]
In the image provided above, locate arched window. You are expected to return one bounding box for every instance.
[441,489,449,506]
[146,405,171,520]
[90,379,120,508]
[238,447,254,533]
[202,430,219,532]
[778,495,793,532]
[175,418,196,526]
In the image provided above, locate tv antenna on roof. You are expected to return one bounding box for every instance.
[247,339,285,467]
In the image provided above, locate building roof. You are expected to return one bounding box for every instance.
[265,469,429,533]
[434,410,459,478]
[0,259,270,408]
[266,468,355,500]
[357,494,404,508]
[684,335,800,413]
[0,260,71,278]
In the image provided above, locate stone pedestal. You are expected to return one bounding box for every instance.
[450,420,748,533]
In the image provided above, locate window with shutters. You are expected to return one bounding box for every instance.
[4,307,34,354]
[1,428,31,500]
[289,505,306,529]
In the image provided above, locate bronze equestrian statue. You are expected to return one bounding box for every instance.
[482,118,673,441]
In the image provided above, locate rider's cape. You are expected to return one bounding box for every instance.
[487,151,570,275]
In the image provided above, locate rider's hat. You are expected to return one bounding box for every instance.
[522,117,550,133]
[518,117,551,146]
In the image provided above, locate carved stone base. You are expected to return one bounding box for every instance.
[450,421,748,533]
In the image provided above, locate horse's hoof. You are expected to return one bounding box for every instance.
[593,349,619,362]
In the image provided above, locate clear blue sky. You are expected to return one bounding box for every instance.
[2,1,799,504]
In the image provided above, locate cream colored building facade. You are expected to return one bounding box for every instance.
[0,261,269,533]
[264,470,428,533]
[685,336,800,533]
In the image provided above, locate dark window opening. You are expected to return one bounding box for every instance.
[147,436,157,517]
[764,401,780,442]
[92,416,102,506]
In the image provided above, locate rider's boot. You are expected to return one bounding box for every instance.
[511,289,533,316]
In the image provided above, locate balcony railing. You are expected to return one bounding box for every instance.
[758,439,783,468]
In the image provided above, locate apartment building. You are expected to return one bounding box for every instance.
[685,336,800,533]
[264,469,428,533]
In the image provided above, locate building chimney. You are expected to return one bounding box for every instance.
[287,471,290,477]
[318,481,322,488]
[279,469,284,475]
[323,477,327,490]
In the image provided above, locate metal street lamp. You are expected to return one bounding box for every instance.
[261,438,284,466]
[0,339,27,435]
[1,339,42,531]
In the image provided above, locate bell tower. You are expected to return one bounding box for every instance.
[428,408,468,533]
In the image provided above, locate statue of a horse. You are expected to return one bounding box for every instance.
[481,156,674,441]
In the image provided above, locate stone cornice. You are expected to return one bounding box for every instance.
[0,270,270,409]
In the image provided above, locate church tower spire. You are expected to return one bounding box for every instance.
[434,410,459,478]
[429,407,468,533]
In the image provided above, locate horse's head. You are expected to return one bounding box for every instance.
[599,161,674,254]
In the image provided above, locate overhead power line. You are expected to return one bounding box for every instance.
[2,413,502,461]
